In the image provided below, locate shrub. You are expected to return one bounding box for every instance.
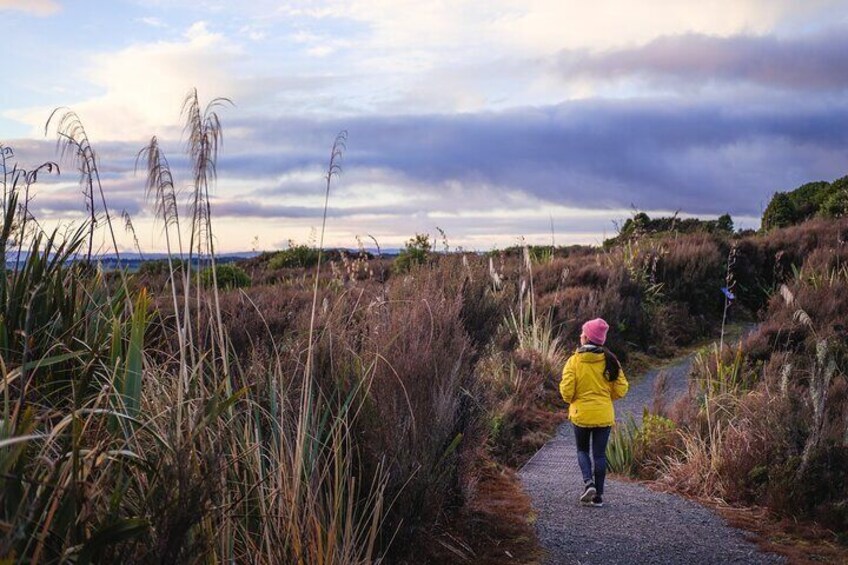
[302,266,474,556]
[268,243,320,269]
[633,413,679,478]
[654,235,725,318]
[605,212,735,247]
[821,177,848,218]
[393,233,432,273]
[200,263,250,289]
[137,258,186,276]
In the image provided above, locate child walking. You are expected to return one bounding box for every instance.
[559,318,629,507]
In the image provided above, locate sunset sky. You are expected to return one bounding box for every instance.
[2,0,848,252]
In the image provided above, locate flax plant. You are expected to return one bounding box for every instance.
[0,178,144,561]
[606,414,638,475]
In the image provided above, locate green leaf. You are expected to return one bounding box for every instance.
[77,517,149,564]
[20,351,80,371]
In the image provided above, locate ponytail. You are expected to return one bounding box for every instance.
[603,348,621,382]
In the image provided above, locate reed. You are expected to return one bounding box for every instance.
[45,109,120,260]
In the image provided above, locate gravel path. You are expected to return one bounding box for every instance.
[519,354,784,565]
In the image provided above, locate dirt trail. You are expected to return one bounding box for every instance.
[519,353,784,564]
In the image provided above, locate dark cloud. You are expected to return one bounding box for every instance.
[225,97,848,217]
[209,198,418,219]
[27,189,145,218]
[7,91,848,229]
[557,29,848,90]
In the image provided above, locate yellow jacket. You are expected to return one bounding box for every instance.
[559,347,629,427]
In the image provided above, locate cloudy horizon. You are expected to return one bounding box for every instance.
[2,0,847,253]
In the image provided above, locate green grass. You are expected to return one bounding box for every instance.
[606,414,638,476]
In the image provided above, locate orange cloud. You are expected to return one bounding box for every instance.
[0,0,60,16]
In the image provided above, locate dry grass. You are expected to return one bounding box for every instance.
[626,220,848,541]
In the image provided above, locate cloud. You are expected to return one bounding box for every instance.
[273,0,840,52]
[10,92,848,250]
[8,22,243,141]
[0,0,59,16]
[137,16,167,28]
[8,1,848,140]
[210,199,409,219]
[5,1,848,250]
[556,29,848,91]
[222,96,848,218]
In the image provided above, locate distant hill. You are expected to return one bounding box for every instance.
[2,248,408,271]
[3,252,258,270]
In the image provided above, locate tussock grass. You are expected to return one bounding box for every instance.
[645,228,847,531]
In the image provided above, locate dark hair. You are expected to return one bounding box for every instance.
[603,348,621,382]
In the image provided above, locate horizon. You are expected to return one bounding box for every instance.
[3,0,848,253]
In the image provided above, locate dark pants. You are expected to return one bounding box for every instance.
[573,425,612,495]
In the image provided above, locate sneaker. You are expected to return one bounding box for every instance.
[590,495,604,507]
[579,483,596,505]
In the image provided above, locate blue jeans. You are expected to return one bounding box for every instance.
[573,425,612,495]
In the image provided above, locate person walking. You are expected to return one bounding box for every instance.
[559,318,629,507]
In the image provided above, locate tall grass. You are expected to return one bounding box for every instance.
[503,246,565,371]
[606,410,678,480]
[46,108,120,260]
[503,308,564,372]
[0,97,389,563]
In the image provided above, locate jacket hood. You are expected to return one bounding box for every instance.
[576,345,606,363]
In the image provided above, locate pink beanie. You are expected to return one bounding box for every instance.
[582,318,609,345]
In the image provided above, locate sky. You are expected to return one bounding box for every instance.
[2,0,848,253]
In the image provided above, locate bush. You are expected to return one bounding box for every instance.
[200,263,251,290]
[604,212,735,247]
[821,177,848,218]
[634,413,678,478]
[268,243,320,269]
[137,258,186,276]
[654,235,725,318]
[393,233,432,273]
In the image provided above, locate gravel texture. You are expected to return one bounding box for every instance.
[519,354,785,564]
